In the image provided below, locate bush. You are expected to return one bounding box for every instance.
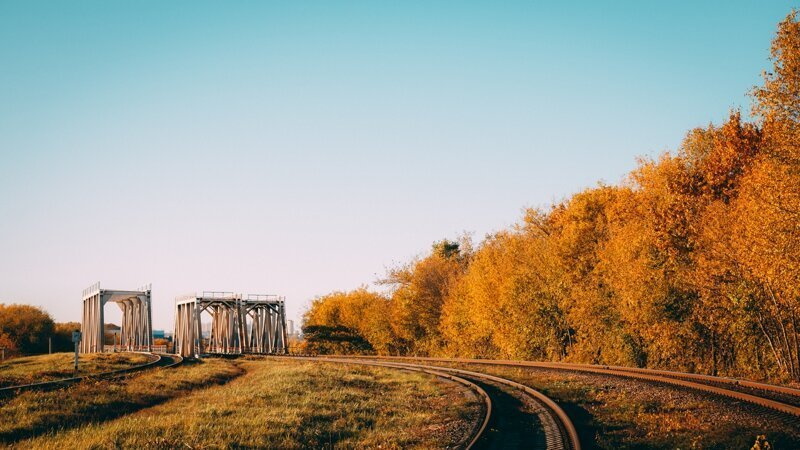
[300,325,374,355]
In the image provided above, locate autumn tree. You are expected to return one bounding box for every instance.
[727,10,800,380]
[384,238,471,355]
[546,186,632,364]
[303,10,800,383]
[441,218,569,360]
[0,304,55,355]
[608,113,762,375]
[302,287,397,355]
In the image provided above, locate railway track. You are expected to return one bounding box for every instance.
[0,352,182,399]
[338,355,800,419]
[583,362,800,408]
[299,356,580,450]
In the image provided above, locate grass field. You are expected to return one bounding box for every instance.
[0,352,152,388]
[0,357,242,444]
[6,357,480,449]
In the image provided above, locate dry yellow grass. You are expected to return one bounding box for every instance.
[0,352,151,388]
[17,358,481,449]
[0,358,242,444]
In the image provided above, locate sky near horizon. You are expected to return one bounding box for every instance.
[0,1,796,330]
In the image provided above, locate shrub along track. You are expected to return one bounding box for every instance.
[0,352,182,399]
[293,356,580,450]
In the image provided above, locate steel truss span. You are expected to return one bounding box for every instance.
[81,282,153,353]
[173,291,289,358]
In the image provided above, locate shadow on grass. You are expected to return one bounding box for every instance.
[472,380,545,450]
[557,401,607,450]
[290,412,372,449]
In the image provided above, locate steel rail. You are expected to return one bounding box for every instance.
[580,363,800,398]
[156,353,184,369]
[311,356,580,450]
[0,352,179,399]
[288,356,492,450]
[340,355,800,418]
[365,359,580,450]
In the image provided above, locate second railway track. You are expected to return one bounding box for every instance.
[0,352,183,399]
[341,355,800,419]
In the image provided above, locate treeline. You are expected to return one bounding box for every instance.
[0,304,80,356]
[303,12,800,383]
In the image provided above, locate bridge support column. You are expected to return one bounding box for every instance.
[81,283,152,353]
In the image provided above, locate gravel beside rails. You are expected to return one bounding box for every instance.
[420,376,484,448]
[407,360,800,449]
[667,377,800,409]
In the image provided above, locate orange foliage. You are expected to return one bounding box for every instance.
[303,11,800,382]
[0,304,55,355]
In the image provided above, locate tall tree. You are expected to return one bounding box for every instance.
[385,238,470,355]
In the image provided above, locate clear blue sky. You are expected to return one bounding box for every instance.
[0,1,795,329]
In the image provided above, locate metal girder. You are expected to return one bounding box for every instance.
[174,292,289,358]
[81,282,153,353]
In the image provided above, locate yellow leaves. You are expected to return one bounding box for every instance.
[303,11,800,381]
[303,288,396,355]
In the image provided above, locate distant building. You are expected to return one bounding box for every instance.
[103,323,121,345]
[104,323,121,336]
[153,329,165,339]
[287,320,295,336]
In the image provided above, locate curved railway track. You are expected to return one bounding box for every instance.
[337,355,800,419]
[0,352,182,399]
[299,356,580,450]
[583,362,800,408]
